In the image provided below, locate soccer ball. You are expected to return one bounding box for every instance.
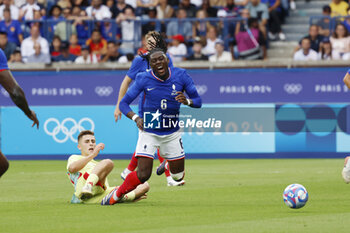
[283,184,308,209]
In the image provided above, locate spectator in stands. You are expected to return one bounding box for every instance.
[8,48,23,63]
[168,0,180,7]
[71,0,90,7]
[50,35,62,60]
[318,38,340,60]
[73,8,91,43]
[187,37,208,60]
[21,25,49,62]
[190,0,202,7]
[235,17,266,60]
[101,41,122,62]
[293,37,318,61]
[57,0,72,9]
[329,0,349,17]
[180,0,197,18]
[202,25,221,56]
[86,0,112,20]
[0,0,19,21]
[0,8,23,46]
[55,7,77,42]
[48,5,64,38]
[0,31,16,60]
[142,8,165,34]
[126,0,138,9]
[233,0,249,8]
[296,25,324,53]
[157,0,174,19]
[264,0,286,40]
[75,45,99,64]
[101,19,121,42]
[344,7,350,32]
[14,0,26,8]
[246,0,269,39]
[200,0,217,17]
[317,5,331,37]
[110,0,134,18]
[26,43,51,64]
[192,9,211,38]
[168,34,187,62]
[116,6,138,54]
[53,42,77,62]
[222,0,240,18]
[19,0,41,21]
[69,34,81,56]
[166,8,192,40]
[330,23,350,59]
[136,0,159,16]
[209,40,233,62]
[209,0,225,8]
[86,29,107,58]
[118,52,134,63]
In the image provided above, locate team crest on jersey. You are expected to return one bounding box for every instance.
[171,84,178,96]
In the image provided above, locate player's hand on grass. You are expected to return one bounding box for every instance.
[28,110,39,129]
[92,143,105,156]
[135,117,144,131]
[175,91,189,105]
[114,106,122,122]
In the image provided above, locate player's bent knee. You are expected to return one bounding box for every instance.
[170,171,184,181]
[142,182,150,192]
[102,159,114,169]
[137,171,151,183]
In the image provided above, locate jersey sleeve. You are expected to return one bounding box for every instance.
[0,49,9,70]
[67,155,81,171]
[348,69,350,74]
[182,70,202,108]
[126,56,144,80]
[119,73,145,116]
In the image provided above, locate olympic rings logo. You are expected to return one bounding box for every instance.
[44,117,95,143]
[195,85,208,96]
[284,83,302,94]
[95,86,113,97]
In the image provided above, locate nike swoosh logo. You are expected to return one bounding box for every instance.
[147,88,156,91]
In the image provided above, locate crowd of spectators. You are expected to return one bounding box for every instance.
[294,0,350,61]
[0,0,294,64]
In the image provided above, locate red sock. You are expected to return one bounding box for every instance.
[127,152,138,171]
[116,171,142,198]
[157,151,170,177]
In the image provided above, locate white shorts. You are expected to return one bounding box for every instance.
[135,130,185,161]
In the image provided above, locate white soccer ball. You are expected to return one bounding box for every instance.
[283,184,308,209]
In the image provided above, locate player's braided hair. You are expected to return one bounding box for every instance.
[140,32,168,67]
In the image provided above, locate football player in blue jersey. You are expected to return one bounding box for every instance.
[0,49,39,178]
[114,31,185,186]
[342,68,350,183]
[101,34,202,205]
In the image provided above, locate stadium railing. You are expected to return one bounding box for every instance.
[22,17,245,51]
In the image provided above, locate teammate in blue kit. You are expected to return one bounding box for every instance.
[101,34,202,205]
[342,69,350,183]
[0,48,39,178]
[114,31,184,186]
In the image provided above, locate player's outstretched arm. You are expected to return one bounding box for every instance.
[343,71,350,90]
[68,143,105,173]
[114,75,133,122]
[0,70,39,128]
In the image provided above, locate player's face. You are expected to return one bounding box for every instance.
[78,135,96,156]
[150,51,169,78]
[146,36,156,51]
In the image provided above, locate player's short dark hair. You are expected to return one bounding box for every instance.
[77,130,94,142]
[0,31,7,36]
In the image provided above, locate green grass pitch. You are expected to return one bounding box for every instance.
[0,159,349,233]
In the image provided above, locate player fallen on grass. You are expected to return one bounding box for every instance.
[101,34,202,205]
[66,130,149,204]
[342,68,350,183]
[114,31,184,186]
[0,48,39,178]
